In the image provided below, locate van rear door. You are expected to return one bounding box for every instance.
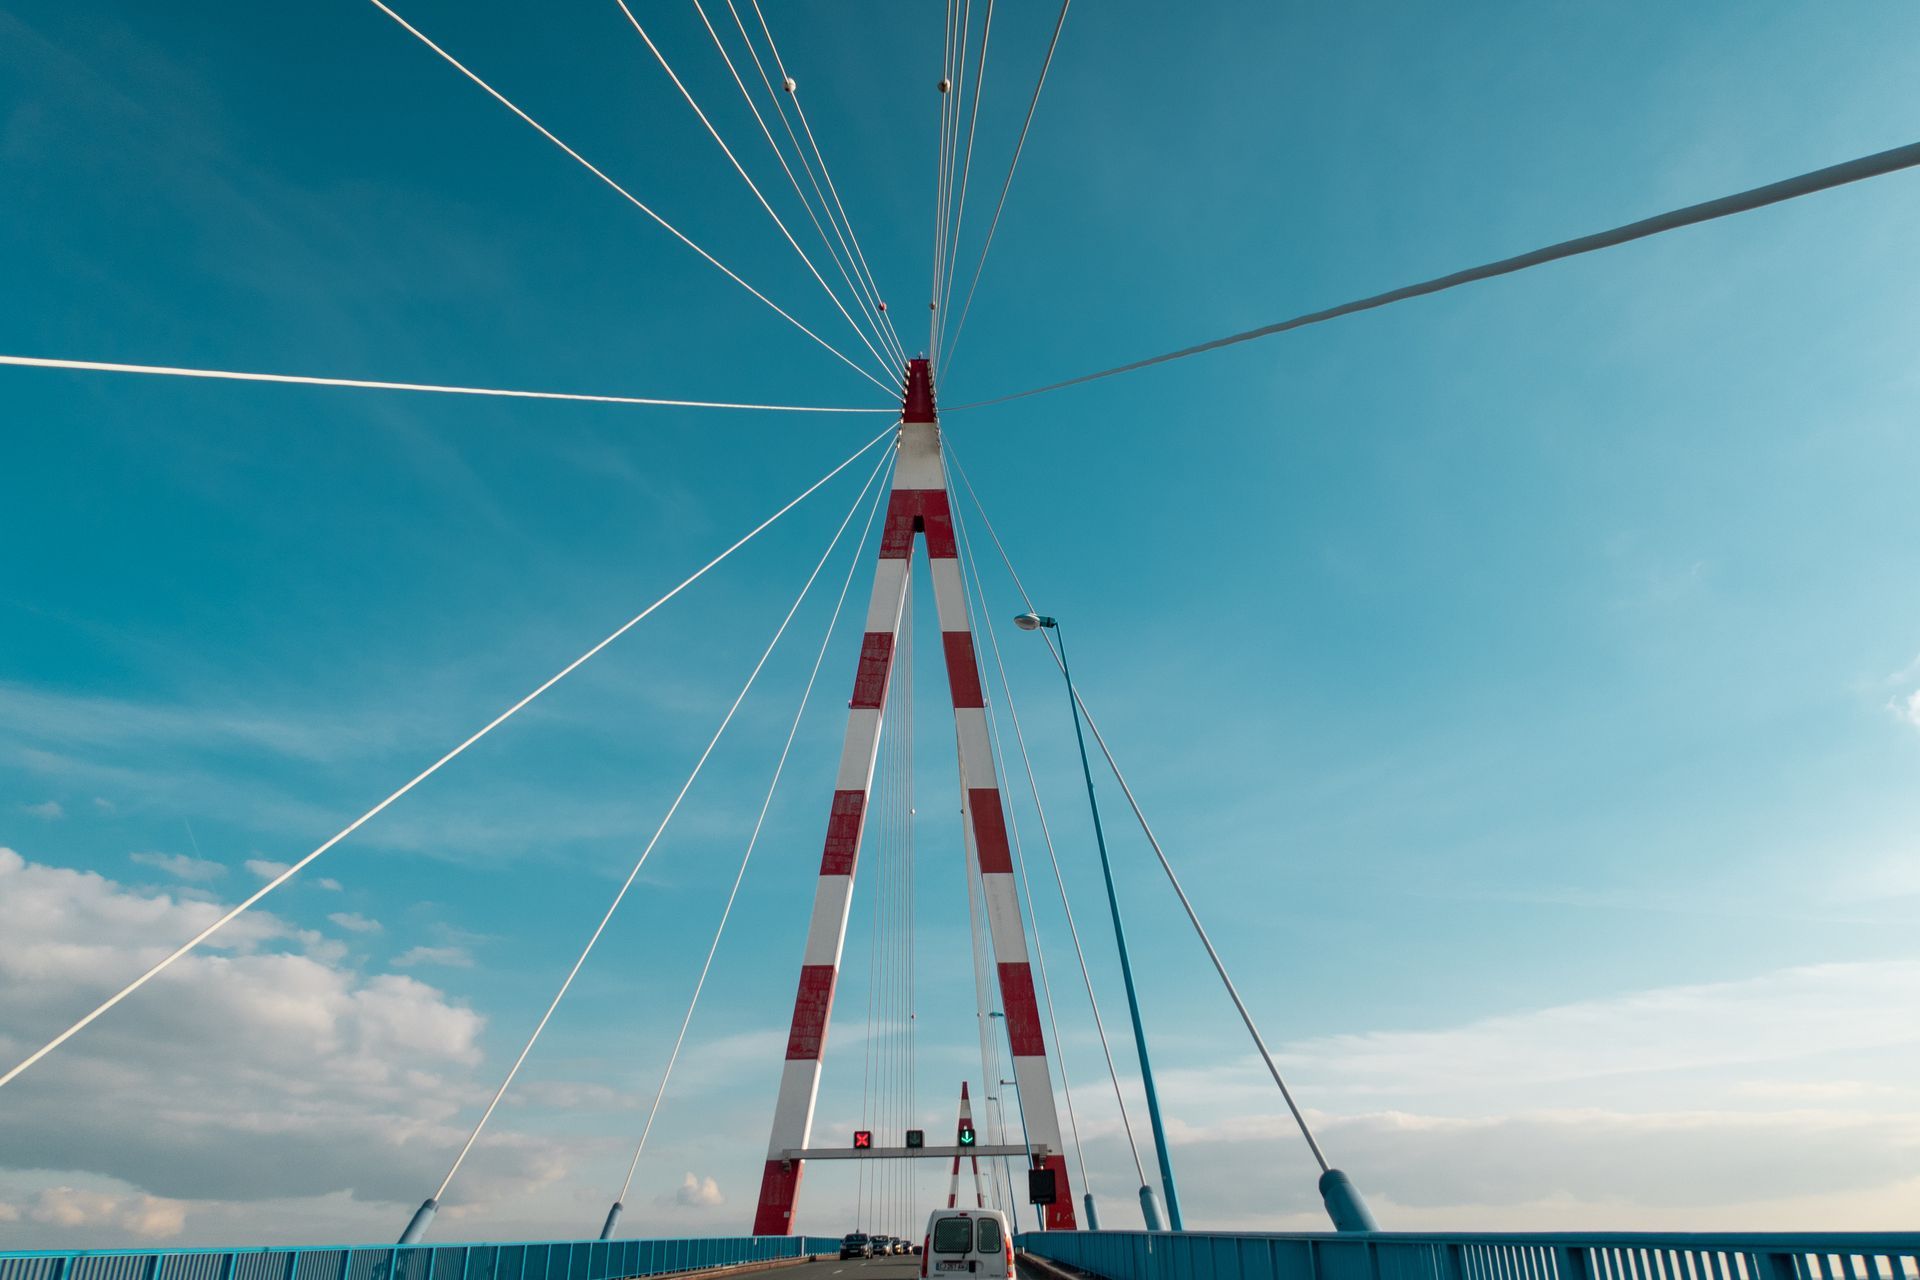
[928,1215,976,1271]
[923,1212,1010,1279]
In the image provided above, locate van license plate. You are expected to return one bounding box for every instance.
[937,1263,968,1271]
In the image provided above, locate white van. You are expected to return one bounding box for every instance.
[919,1207,1013,1280]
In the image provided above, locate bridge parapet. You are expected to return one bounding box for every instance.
[0,1235,844,1280]
[1018,1230,1920,1280]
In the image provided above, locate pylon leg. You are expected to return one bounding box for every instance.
[752,360,1077,1233]
[946,1081,987,1210]
[749,491,910,1235]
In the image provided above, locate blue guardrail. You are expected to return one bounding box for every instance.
[1017,1230,1920,1280]
[0,1235,845,1280]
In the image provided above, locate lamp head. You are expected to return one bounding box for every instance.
[1013,612,1056,631]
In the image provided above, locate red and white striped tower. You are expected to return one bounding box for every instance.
[946,1082,987,1210]
[751,358,1077,1235]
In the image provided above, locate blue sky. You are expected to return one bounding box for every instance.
[3,0,1920,1248]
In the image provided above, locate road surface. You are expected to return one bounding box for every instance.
[762,1257,924,1280]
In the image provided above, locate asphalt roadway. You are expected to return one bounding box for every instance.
[772,1257,925,1280]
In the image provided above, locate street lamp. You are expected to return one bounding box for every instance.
[1014,611,1182,1233]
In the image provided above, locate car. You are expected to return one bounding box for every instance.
[920,1208,1013,1280]
[840,1233,873,1260]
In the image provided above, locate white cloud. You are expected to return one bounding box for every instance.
[1890,688,1920,730]
[1085,959,1920,1230]
[0,845,580,1247]
[22,800,64,820]
[327,912,382,935]
[1256,960,1920,1109]
[315,878,343,892]
[91,797,115,813]
[1067,1108,1920,1232]
[244,858,292,881]
[129,850,226,882]
[393,945,473,968]
[670,1173,724,1208]
[29,1187,186,1239]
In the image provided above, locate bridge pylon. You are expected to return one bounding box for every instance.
[750,358,1078,1235]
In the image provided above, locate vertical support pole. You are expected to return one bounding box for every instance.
[1558,1248,1593,1280]
[1055,622,1181,1230]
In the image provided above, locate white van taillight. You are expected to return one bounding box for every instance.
[920,1236,930,1278]
[1005,1230,1014,1278]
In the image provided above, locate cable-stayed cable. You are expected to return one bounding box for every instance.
[950,480,1121,1198]
[948,445,1151,1185]
[0,421,897,1095]
[718,0,903,370]
[603,443,896,1229]
[960,812,1003,1207]
[932,0,973,369]
[946,448,1336,1173]
[929,0,960,358]
[690,0,903,371]
[744,0,908,365]
[856,635,888,1222]
[951,137,1920,408]
[0,355,896,413]
[941,0,1071,379]
[925,0,967,360]
[612,0,894,380]
[365,0,893,396]
[938,1,995,350]
[423,439,900,1218]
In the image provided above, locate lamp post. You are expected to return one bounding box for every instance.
[1014,612,1181,1232]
